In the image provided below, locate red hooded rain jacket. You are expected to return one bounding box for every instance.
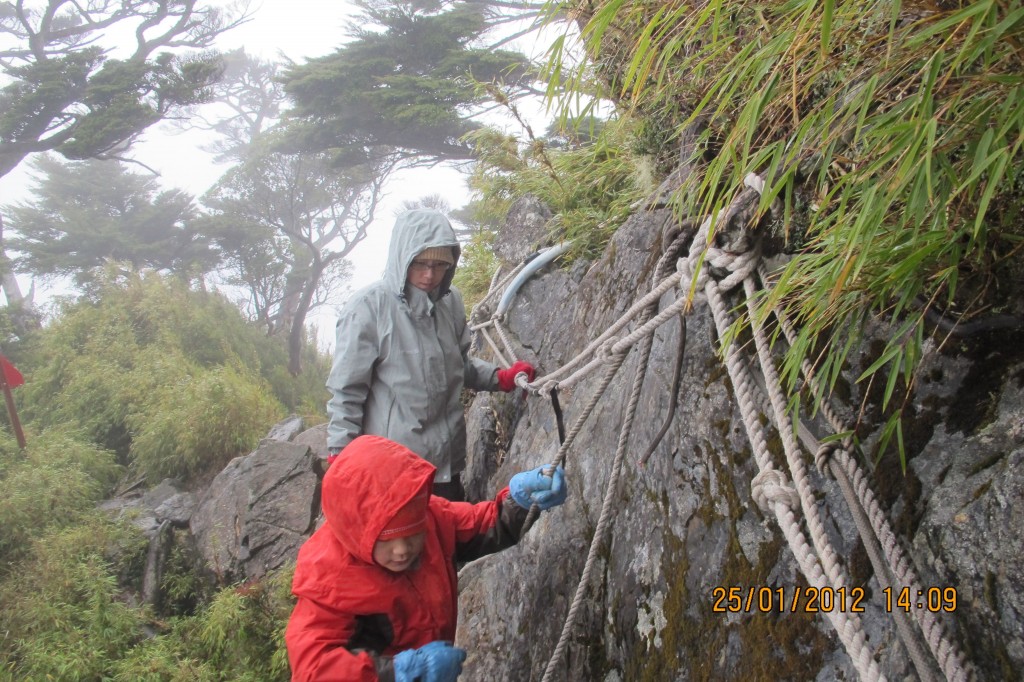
[285,435,526,681]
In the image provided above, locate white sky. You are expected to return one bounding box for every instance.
[0,0,559,350]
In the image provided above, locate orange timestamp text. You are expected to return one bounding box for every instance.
[883,586,957,613]
[711,585,867,614]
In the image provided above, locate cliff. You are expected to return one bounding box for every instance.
[455,196,1024,681]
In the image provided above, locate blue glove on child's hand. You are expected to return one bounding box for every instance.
[510,465,567,511]
[393,640,467,682]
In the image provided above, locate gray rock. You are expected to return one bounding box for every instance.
[455,203,1023,681]
[154,492,197,527]
[265,414,305,442]
[492,194,554,264]
[190,439,319,582]
[294,421,331,462]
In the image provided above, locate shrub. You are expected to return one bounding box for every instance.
[129,365,283,481]
[15,272,333,480]
[0,514,148,680]
[453,230,500,312]
[466,116,647,261]
[0,430,121,563]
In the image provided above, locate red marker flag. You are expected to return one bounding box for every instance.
[0,353,26,448]
[0,355,23,388]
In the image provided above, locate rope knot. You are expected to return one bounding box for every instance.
[538,379,559,398]
[814,440,851,476]
[710,239,761,292]
[751,468,799,513]
[677,251,709,303]
[470,302,492,325]
[598,337,620,360]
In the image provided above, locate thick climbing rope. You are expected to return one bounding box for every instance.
[472,176,972,681]
[739,357,943,682]
[518,233,688,534]
[692,210,885,681]
[763,275,975,682]
[539,232,683,681]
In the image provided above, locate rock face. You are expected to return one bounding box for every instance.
[453,198,1024,681]
[492,193,554,264]
[190,437,320,582]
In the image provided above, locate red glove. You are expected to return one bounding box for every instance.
[497,361,535,392]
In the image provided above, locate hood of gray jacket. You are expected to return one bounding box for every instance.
[384,209,462,299]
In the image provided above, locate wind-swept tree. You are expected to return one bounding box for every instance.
[0,0,248,178]
[202,143,385,375]
[192,51,388,374]
[184,47,284,163]
[279,0,541,170]
[0,0,247,308]
[4,155,217,283]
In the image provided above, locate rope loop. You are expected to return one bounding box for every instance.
[598,337,621,361]
[751,468,799,513]
[677,250,709,303]
[814,440,843,476]
[715,242,761,291]
[538,379,559,398]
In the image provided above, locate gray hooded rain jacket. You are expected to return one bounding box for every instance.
[326,210,500,482]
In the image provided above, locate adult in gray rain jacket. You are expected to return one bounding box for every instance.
[326,209,535,501]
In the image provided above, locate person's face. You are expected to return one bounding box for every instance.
[373,532,427,572]
[407,258,451,292]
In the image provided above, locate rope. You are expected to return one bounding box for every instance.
[477,325,511,368]
[742,277,849,593]
[540,230,679,682]
[638,313,687,467]
[737,360,941,682]
[480,176,971,681]
[765,268,974,682]
[706,278,885,682]
[519,354,628,533]
[520,235,687,531]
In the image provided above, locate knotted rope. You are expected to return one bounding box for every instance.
[471,173,973,681]
[765,273,975,682]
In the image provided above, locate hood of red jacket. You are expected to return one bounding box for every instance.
[322,435,436,565]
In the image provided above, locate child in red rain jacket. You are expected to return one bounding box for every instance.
[285,434,567,682]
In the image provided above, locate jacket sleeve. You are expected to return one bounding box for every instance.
[441,487,528,563]
[286,597,395,682]
[450,288,499,392]
[326,300,379,451]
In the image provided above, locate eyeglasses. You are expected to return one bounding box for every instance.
[409,260,452,273]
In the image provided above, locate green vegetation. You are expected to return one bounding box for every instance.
[532,0,1024,465]
[466,115,648,261]
[0,273,322,680]
[15,271,334,481]
[453,229,501,312]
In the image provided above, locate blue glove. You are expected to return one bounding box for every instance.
[510,465,567,510]
[393,641,467,682]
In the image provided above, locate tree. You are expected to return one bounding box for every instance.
[4,155,217,283]
[202,145,385,375]
[184,51,388,374]
[183,48,284,163]
[0,0,248,307]
[279,0,540,170]
[0,0,248,179]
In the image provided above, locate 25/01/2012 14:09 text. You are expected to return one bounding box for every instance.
[711,585,959,614]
